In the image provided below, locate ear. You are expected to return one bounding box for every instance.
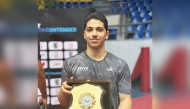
[105,31,109,40]
[84,31,86,39]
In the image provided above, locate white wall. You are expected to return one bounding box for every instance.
[106,15,121,25]
[105,39,153,88]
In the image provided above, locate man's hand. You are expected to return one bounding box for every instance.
[58,76,74,106]
[42,97,47,109]
[38,98,47,109]
[60,76,74,95]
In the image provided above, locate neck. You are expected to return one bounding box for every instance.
[86,46,107,61]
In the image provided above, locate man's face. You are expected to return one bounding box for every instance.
[84,19,109,49]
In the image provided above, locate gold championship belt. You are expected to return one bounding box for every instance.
[67,78,111,109]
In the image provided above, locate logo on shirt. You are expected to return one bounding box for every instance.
[77,67,88,71]
[106,67,113,71]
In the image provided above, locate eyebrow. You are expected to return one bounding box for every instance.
[86,27,104,29]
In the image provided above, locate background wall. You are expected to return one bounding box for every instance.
[105,39,152,88]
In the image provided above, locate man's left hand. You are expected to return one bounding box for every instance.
[39,98,47,109]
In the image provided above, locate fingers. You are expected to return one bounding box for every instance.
[61,81,72,94]
[38,98,43,105]
[70,76,74,80]
[37,98,47,109]
[63,81,72,89]
[60,77,74,95]
[44,104,47,109]
[61,86,71,94]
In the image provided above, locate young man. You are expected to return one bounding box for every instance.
[58,12,132,109]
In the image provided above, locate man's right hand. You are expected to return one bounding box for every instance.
[58,76,74,106]
[60,76,74,95]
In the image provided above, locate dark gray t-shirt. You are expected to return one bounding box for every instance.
[61,51,131,109]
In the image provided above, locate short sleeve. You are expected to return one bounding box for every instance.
[117,63,132,94]
[61,60,72,83]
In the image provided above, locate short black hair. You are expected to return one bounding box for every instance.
[84,12,108,31]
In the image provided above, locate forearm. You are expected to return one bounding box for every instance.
[118,93,132,109]
[118,99,132,109]
[38,75,47,98]
[38,60,47,98]
[58,88,71,106]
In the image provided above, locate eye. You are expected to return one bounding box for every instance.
[97,28,103,32]
[86,28,92,32]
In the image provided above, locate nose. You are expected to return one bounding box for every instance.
[92,29,97,36]
[92,30,97,38]
[92,35,97,38]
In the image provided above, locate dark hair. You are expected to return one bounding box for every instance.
[84,12,108,31]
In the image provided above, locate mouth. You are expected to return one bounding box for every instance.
[90,39,99,43]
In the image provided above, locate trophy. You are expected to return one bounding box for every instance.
[67,78,111,109]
